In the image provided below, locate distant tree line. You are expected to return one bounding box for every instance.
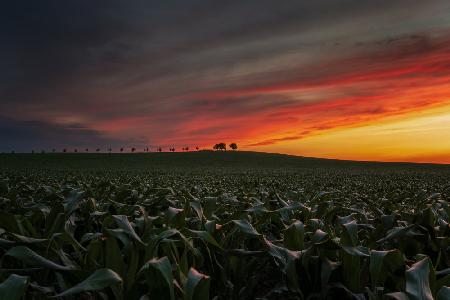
[4,143,238,154]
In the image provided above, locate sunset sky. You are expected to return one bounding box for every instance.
[1,1,450,163]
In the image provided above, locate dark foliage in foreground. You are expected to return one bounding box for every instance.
[0,153,449,299]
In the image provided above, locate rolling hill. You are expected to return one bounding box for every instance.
[0,151,448,173]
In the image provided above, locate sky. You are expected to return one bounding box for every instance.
[1,1,450,163]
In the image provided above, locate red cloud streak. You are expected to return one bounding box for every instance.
[91,34,450,156]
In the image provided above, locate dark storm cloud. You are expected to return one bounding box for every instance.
[0,117,144,152]
[1,0,432,101]
[1,0,450,150]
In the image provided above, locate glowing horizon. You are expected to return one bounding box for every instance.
[248,104,450,164]
[1,1,449,163]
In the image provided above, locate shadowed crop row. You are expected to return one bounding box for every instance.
[0,170,449,299]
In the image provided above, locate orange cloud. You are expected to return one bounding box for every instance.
[83,33,450,163]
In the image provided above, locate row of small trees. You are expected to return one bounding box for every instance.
[29,147,194,153]
[23,143,238,154]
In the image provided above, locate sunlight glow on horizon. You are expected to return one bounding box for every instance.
[2,2,450,164]
[249,104,450,164]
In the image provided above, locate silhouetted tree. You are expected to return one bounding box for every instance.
[96,148,100,152]
[120,148,124,153]
[229,143,238,151]
[108,147,112,154]
[52,149,56,153]
[85,148,89,152]
[131,147,136,153]
[196,146,199,151]
[213,143,226,151]
[63,149,67,153]
[74,149,78,153]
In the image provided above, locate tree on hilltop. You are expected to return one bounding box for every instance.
[213,143,226,151]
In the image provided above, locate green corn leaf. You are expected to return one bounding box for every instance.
[232,219,261,237]
[341,249,361,292]
[53,268,122,297]
[112,215,145,245]
[5,246,75,271]
[204,220,217,234]
[167,207,185,228]
[187,229,223,249]
[104,233,126,277]
[0,274,29,300]
[383,292,409,300]
[283,220,304,251]
[184,267,210,300]
[11,233,48,244]
[405,258,433,300]
[377,225,418,244]
[370,250,404,287]
[138,257,174,300]
[311,229,329,244]
[264,237,300,266]
[64,189,86,215]
[0,238,16,248]
[190,201,204,221]
[202,197,217,219]
[124,246,140,291]
[437,286,450,300]
[341,220,359,247]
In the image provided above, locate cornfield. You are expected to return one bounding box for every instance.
[0,153,449,299]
